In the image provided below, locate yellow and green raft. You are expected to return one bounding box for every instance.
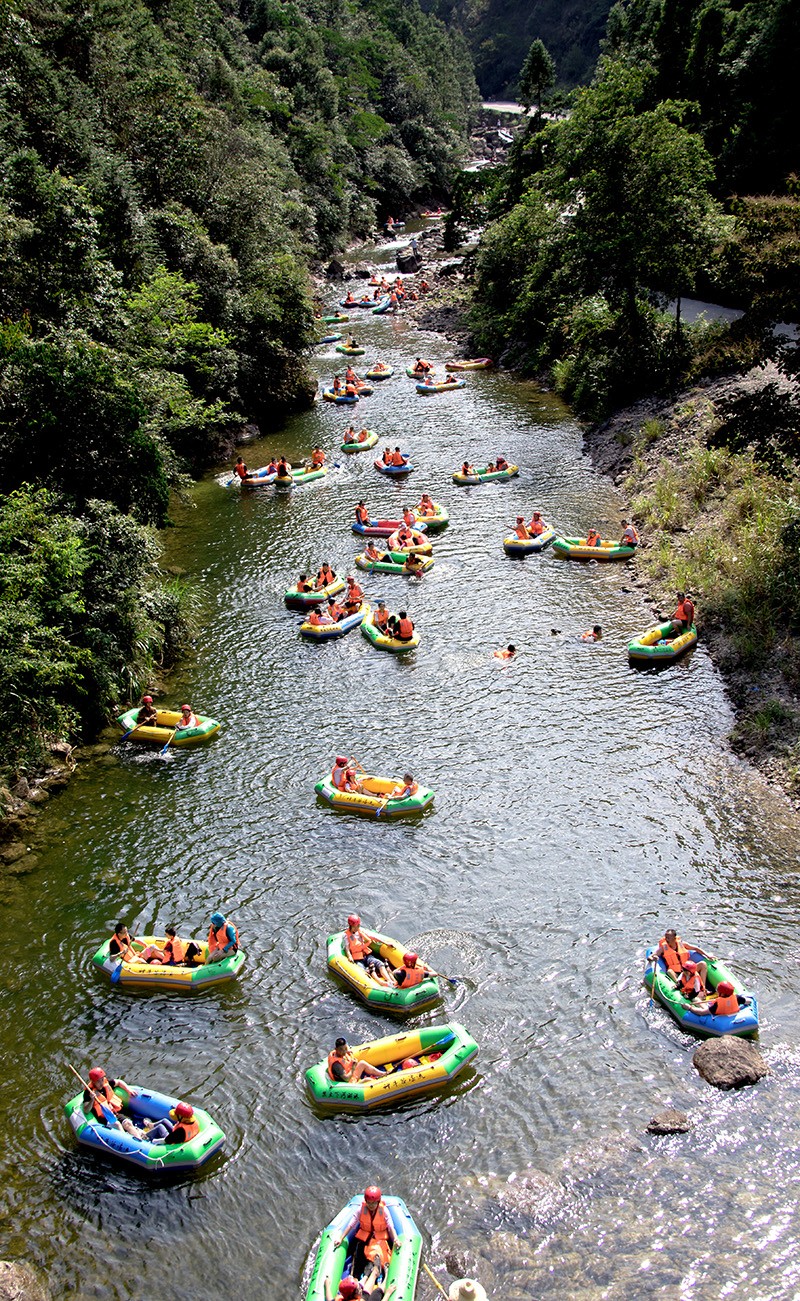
[628,620,697,662]
[326,929,441,1010]
[305,1023,478,1110]
[92,937,246,992]
[315,772,434,816]
[117,708,220,747]
[361,609,421,652]
[553,536,635,561]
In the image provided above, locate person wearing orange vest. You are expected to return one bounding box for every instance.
[404,553,425,576]
[333,375,343,392]
[416,493,434,515]
[390,448,406,467]
[332,757,362,793]
[357,428,370,442]
[109,923,146,963]
[654,930,714,987]
[308,606,334,627]
[461,461,475,476]
[207,911,238,964]
[671,592,695,632]
[145,1100,201,1145]
[162,925,201,966]
[177,704,198,730]
[391,774,418,800]
[327,596,344,622]
[496,455,509,471]
[327,1037,385,1084]
[529,511,545,536]
[315,562,336,590]
[296,573,313,593]
[381,447,393,464]
[392,952,430,988]
[233,456,248,480]
[402,506,416,527]
[514,516,530,540]
[412,358,431,374]
[620,519,639,547]
[310,447,326,467]
[580,625,603,642]
[676,960,706,1000]
[396,611,414,641]
[277,456,291,477]
[345,366,358,384]
[374,602,390,633]
[708,981,743,1018]
[324,1274,398,1301]
[333,1186,397,1279]
[344,576,364,613]
[355,501,371,527]
[343,913,393,982]
[586,529,602,547]
[83,1067,138,1126]
[493,644,516,660]
[363,540,383,562]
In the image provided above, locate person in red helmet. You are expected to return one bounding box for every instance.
[333,1186,397,1283]
[332,756,363,794]
[324,1274,398,1300]
[136,694,158,726]
[391,952,431,988]
[146,1099,201,1145]
[177,704,198,730]
[82,1067,138,1126]
[344,914,394,984]
[707,980,744,1018]
[676,960,706,1000]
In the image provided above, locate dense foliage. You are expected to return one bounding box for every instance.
[468,0,799,419]
[425,0,611,95]
[0,0,477,783]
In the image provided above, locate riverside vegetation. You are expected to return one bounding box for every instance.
[0,0,478,788]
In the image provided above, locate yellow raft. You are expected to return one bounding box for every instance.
[304,1023,478,1110]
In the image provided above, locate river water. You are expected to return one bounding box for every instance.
[2,235,800,1301]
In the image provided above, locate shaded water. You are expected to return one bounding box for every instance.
[2,240,800,1300]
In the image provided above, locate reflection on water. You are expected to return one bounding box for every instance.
[1,239,799,1299]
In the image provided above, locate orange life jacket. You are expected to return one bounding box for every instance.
[332,764,348,789]
[397,617,413,638]
[311,451,325,466]
[356,1202,390,1244]
[530,519,544,535]
[208,921,238,954]
[89,1081,123,1122]
[376,609,389,630]
[403,510,415,525]
[346,928,371,961]
[346,584,364,605]
[713,991,740,1017]
[402,965,424,986]
[391,451,405,466]
[515,524,529,540]
[308,610,322,626]
[659,936,689,973]
[677,969,701,996]
[164,937,187,964]
[356,505,369,523]
[172,1118,200,1144]
[234,463,247,479]
[327,1049,354,1081]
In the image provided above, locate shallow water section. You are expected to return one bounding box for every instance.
[2,242,800,1299]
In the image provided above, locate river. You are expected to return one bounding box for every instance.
[2,232,800,1300]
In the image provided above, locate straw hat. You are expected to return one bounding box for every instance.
[448,1281,488,1301]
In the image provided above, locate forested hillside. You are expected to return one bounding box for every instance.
[424,0,611,95]
[0,0,478,782]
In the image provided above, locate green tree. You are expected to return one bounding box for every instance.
[518,39,556,118]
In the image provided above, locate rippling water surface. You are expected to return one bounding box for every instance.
[2,240,800,1299]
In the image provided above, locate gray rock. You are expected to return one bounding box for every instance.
[693,1037,769,1089]
[0,843,28,865]
[352,263,372,279]
[325,258,345,280]
[396,247,422,273]
[647,1108,691,1135]
[0,1261,50,1301]
[11,778,32,800]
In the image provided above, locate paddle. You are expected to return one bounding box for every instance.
[67,1063,119,1127]
[425,965,460,987]
[648,956,659,1008]
[421,1262,450,1299]
[119,720,144,742]
[159,728,179,756]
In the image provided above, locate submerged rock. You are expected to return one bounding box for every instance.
[693,1038,769,1089]
[0,1261,50,1301]
[647,1108,691,1134]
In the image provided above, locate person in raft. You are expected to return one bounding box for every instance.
[327,1037,385,1084]
[177,704,198,730]
[82,1066,140,1131]
[315,561,337,590]
[390,773,419,800]
[207,911,239,964]
[412,357,431,373]
[670,591,695,632]
[333,1186,397,1282]
[392,951,431,987]
[296,573,313,593]
[355,501,370,526]
[374,602,390,633]
[232,456,248,480]
[343,913,394,984]
[144,1100,200,1146]
[109,923,147,962]
[586,529,603,547]
[653,929,715,988]
[345,425,358,442]
[580,625,603,641]
[529,511,545,536]
[395,611,415,641]
[403,553,425,576]
[496,455,509,471]
[461,461,476,476]
[308,606,335,628]
[332,756,363,793]
[309,446,326,468]
[326,595,345,622]
[513,516,530,540]
[363,540,383,562]
[417,493,435,516]
[493,645,516,660]
[162,924,202,966]
[135,694,158,726]
[620,519,639,547]
[344,575,365,614]
[325,1274,397,1301]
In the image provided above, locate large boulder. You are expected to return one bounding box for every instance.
[325,258,345,280]
[0,1262,50,1301]
[693,1038,769,1089]
[396,247,422,273]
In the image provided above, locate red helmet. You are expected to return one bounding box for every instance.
[338,1281,361,1299]
[364,1185,381,1202]
[347,914,361,927]
[180,704,191,712]
[175,1101,194,1120]
[403,952,418,967]
[400,1058,418,1070]
[88,1067,106,1083]
[142,695,153,703]
[717,981,735,997]
[683,960,697,972]
[335,755,348,766]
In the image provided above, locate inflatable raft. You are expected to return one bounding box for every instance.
[116,708,220,747]
[305,1194,420,1301]
[416,377,465,394]
[503,526,556,555]
[238,466,278,489]
[92,937,245,991]
[315,773,434,818]
[361,609,420,652]
[300,602,369,640]
[65,1083,225,1172]
[326,929,441,1010]
[355,551,434,576]
[322,388,358,404]
[335,343,366,356]
[405,366,435,379]
[412,502,449,530]
[644,948,759,1038]
[278,466,328,488]
[318,333,341,344]
[352,518,428,539]
[339,297,372,309]
[374,456,413,476]
[364,365,394,379]
[445,357,493,370]
[553,536,636,561]
[305,1023,478,1111]
[371,297,393,316]
[629,620,698,662]
[452,465,519,485]
[284,576,345,609]
[341,430,378,453]
[323,313,349,324]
